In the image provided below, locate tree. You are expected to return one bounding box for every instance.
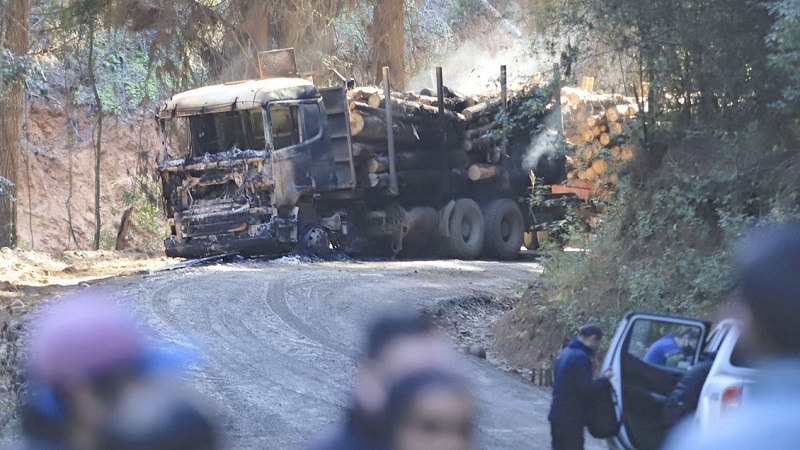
[0,0,29,248]
[372,0,405,89]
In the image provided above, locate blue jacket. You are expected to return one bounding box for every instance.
[644,333,680,365]
[548,338,608,426]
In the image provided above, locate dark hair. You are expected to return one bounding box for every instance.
[385,371,471,436]
[366,314,436,360]
[676,327,699,340]
[735,223,800,354]
[578,324,603,340]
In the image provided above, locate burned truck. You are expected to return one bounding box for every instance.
[156,50,573,259]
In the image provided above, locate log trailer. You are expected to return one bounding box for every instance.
[156,49,575,259]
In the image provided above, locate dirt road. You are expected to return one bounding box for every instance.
[106,257,603,449]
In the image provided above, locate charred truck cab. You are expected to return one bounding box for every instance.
[157,49,574,259]
[157,76,343,257]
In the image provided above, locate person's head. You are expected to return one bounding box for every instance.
[354,313,456,415]
[675,327,700,349]
[577,324,603,352]
[386,372,474,450]
[25,292,149,448]
[97,381,219,450]
[735,223,800,357]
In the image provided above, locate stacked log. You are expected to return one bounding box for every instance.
[560,86,639,201]
[346,83,542,190]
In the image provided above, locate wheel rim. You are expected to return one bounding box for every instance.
[304,228,329,255]
[500,216,512,241]
[461,221,472,240]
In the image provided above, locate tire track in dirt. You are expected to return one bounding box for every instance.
[107,258,575,449]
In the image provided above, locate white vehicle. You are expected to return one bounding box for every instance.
[601,313,758,450]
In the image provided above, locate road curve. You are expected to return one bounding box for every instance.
[107,258,602,449]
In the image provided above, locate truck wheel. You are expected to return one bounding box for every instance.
[482,199,524,259]
[300,227,330,257]
[447,199,485,260]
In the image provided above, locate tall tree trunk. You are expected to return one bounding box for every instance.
[372,0,405,89]
[0,0,29,248]
[88,19,103,250]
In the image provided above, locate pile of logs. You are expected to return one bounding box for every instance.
[347,85,533,186]
[560,86,639,198]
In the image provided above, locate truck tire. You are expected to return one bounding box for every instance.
[447,199,485,260]
[300,227,330,257]
[482,199,524,259]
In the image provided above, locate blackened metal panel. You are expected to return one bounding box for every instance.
[318,87,356,190]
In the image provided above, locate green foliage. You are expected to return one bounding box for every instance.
[494,84,553,143]
[767,0,800,119]
[518,0,800,334]
[0,49,32,87]
[121,178,164,251]
[0,176,14,201]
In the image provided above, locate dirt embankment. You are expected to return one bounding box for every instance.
[427,283,578,386]
[16,98,160,252]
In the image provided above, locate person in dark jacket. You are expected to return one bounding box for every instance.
[663,353,716,428]
[548,324,613,450]
[313,313,457,450]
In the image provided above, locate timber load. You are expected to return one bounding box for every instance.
[556,85,640,203]
[346,82,555,191]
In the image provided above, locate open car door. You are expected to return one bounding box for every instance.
[601,312,710,450]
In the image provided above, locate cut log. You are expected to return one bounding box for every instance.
[609,146,621,158]
[599,133,613,146]
[366,150,471,173]
[621,147,634,161]
[606,107,620,122]
[591,159,608,175]
[464,121,499,139]
[610,122,623,134]
[373,95,467,124]
[468,163,499,181]
[368,94,381,108]
[463,101,497,121]
[350,110,365,136]
[462,135,498,153]
[350,86,382,104]
[397,92,459,111]
[351,107,421,144]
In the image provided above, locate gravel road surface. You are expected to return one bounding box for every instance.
[106,257,604,449]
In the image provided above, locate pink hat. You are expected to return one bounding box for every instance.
[27,292,145,388]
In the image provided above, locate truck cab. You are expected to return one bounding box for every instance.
[156,76,352,258]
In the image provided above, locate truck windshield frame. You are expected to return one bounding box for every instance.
[267,100,323,151]
[161,108,267,161]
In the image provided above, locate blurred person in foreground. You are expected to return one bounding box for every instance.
[548,324,613,450]
[13,292,194,450]
[313,313,457,450]
[97,381,219,450]
[385,371,474,450]
[663,223,800,449]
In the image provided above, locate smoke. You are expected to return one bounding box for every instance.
[522,108,564,178]
[408,36,554,96]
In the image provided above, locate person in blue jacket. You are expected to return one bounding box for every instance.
[644,328,698,367]
[548,324,613,450]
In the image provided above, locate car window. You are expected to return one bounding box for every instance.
[626,318,703,371]
[703,323,731,354]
